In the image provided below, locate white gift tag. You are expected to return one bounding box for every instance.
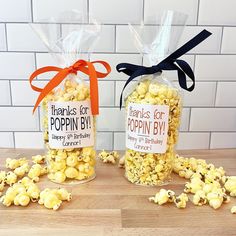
[126,103,169,153]
[47,101,94,149]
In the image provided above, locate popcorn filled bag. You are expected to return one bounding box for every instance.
[29,11,111,184]
[116,11,211,186]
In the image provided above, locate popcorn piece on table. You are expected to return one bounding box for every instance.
[192,190,207,206]
[231,206,236,214]
[223,176,236,197]
[5,158,28,170]
[28,164,48,182]
[14,163,30,178]
[174,193,188,209]
[0,178,41,207]
[32,155,45,164]
[13,193,30,206]
[118,155,125,168]
[149,189,175,205]
[38,188,72,210]
[5,171,17,186]
[98,150,119,164]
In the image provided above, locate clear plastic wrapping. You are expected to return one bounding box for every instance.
[30,11,102,184]
[123,11,187,186]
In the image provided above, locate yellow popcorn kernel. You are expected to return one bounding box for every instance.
[14,193,30,207]
[82,147,96,157]
[184,178,204,194]
[14,163,30,178]
[66,155,78,167]
[0,195,12,207]
[155,164,163,172]
[32,155,45,164]
[5,158,20,170]
[207,192,223,210]
[174,193,188,209]
[27,183,40,202]
[12,183,26,195]
[0,187,17,206]
[76,172,87,180]
[55,188,72,201]
[38,188,50,205]
[136,81,148,95]
[192,190,207,206]
[57,150,67,160]
[65,167,79,179]
[231,206,236,214]
[42,192,62,211]
[149,189,175,205]
[49,171,66,184]
[5,171,17,186]
[51,159,66,171]
[19,177,34,188]
[224,176,236,197]
[98,150,120,164]
[28,164,47,182]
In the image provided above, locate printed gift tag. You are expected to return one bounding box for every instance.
[126,103,169,153]
[48,101,94,149]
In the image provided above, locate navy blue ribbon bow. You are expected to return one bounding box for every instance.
[116,29,212,109]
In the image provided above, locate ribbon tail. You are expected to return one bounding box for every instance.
[162,30,212,63]
[85,62,99,115]
[175,60,195,91]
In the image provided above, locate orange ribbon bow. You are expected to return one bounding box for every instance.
[29,59,111,115]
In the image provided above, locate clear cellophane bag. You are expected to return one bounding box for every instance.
[123,11,187,186]
[31,11,101,184]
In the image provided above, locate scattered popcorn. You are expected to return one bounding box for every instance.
[0,178,41,208]
[224,176,236,197]
[124,79,182,186]
[28,164,47,182]
[118,155,125,168]
[231,206,236,214]
[5,171,17,186]
[174,193,188,209]
[207,191,224,210]
[5,158,28,170]
[14,193,30,207]
[26,183,40,202]
[38,189,62,211]
[149,189,175,205]
[52,188,72,202]
[38,188,72,210]
[184,177,205,194]
[14,163,30,178]
[98,150,119,164]
[192,190,207,206]
[32,155,45,164]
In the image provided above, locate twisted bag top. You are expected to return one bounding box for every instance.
[116,29,212,108]
[29,59,111,115]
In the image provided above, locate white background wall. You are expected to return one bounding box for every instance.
[0,0,236,150]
